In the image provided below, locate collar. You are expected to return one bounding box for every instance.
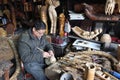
[28,28,36,40]
[28,28,43,40]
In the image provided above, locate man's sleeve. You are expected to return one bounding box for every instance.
[18,40,43,63]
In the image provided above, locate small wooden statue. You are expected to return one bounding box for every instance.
[40,4,48,34]
[47,0,60,34]
[59,13,65,37]
[105,0,120,15]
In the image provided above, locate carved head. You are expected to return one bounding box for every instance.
[45,0,60,7]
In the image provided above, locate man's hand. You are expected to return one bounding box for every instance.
[48,50,54,56]
[48,50,56,63]
[43,52,51,58]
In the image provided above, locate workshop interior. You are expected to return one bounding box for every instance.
[0,0,120,80]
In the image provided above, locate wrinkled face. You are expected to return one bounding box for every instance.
[33,27,46,39]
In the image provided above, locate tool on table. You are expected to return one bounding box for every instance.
[102,67,120,79]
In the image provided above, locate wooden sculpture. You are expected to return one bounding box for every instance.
[0,37,14,61]
[40,3,48,34]
[72,26,102,40]
[59,13,65,37]
[83,3,120,21]
[24,2,29,12]
[48,0,57,34]
[0,36,20,80]
[105,0,120,15]
[47,0,60,34]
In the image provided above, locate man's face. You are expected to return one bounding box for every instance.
[33,28,46,38]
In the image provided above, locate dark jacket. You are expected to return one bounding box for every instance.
[18,29,54,64]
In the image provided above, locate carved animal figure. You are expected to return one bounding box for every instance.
[72,26,102,39]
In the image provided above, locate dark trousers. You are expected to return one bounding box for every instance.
[24,62,48,80]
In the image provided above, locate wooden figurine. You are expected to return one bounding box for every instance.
[40,3,49,34]
[72,26,102,40]
[59,13,65,37]
[24,2,29,12]
[105,0,120,15]
[46,0,60,34]
[33,0,36,2]
[48,0,57,34]
[28,3,32,12]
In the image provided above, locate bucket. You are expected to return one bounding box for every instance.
[60,72,74,80]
